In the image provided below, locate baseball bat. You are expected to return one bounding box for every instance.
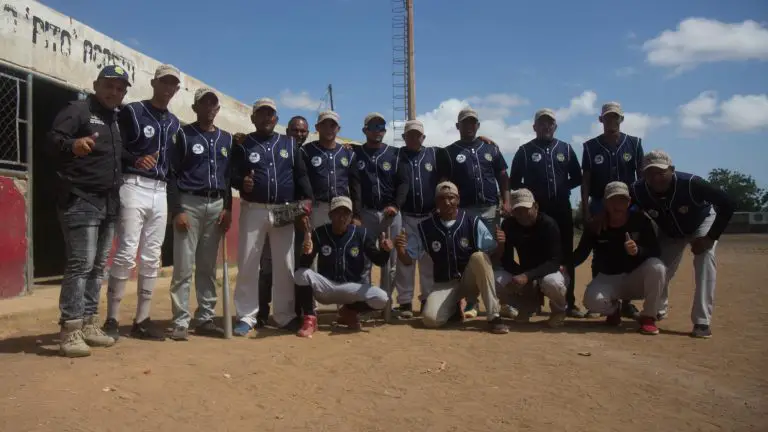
[221,235,232,339]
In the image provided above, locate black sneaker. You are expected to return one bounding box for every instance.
[488,317,510,334]
[102,318,120,341]
[621,301,640,319]
[255,316,269,329]
[691,324,712,339]
[394,303,414,319]
[280,317,302,332]
[130,318,166,341]
[195,320,223,337]
[169,326,188,341]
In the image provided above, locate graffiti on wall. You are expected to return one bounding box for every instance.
[1,3,137,81]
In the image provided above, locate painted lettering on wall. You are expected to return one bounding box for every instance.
[1,3,136,81]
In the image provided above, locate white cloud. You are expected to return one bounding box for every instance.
[554,90,597,122]
[278,89,323,111]
[643,18,768,73]
[572,113,671,145]
[614,66,637,77]
[678,92,768,133]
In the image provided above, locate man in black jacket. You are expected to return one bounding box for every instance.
[575,181,665,335]
[47,65,130,357]
[494,188,568,327]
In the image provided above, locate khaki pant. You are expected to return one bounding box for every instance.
[422,252,500,328]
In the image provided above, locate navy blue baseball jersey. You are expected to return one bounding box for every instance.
[300,141,356,203]
[118,101,181,182]
[299,224,390,283]
[399,146,446,215]
[509,139,582,208]
[445,139,507,207]
[353,144,408,211]
[173,124,232,193]
[582,133,644,199]
[230,132,313,204]
[417,210,481,283]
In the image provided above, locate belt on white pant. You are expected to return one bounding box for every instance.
[241,201,288,210]
[123,174,167,192]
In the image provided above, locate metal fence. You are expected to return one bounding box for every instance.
[0,71,28,168]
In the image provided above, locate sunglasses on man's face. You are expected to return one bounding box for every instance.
[366,124,386,132]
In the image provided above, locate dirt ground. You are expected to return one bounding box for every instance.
[0,235,766,432]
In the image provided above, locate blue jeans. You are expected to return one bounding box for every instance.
[58,195,116,324]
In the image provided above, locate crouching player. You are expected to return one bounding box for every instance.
[293,196,393,336]
[575,181,665,335]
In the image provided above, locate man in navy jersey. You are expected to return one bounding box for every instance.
[444,107,510,319]
[631,150,735,338]
[104,64,182,341]
[575,182,665,335]
[230,98,314,336]
[395,182,508,334]
[392,120,450,318]
[166,88,232,341]
[293,196,394,336]
[580,102,645,319]
[352,113,408,310]
[509,108,584,318]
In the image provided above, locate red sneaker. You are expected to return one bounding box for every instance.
[638,316,659,335]
[605,307,622,326]
[336,306,361,330]
[297,315,318,338]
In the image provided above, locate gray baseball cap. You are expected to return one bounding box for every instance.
[364,112,386,125]
[534,108,556,122]
[604,181,630,199]
[457,107,479,122]
[643,150,672,171]
[330,196,353,212]
[317,110,340,125]
[154,64,180,81]
[194,87,217,103]
[510,188,535,210]
[601,102,624,117]
[252,97,277,113]
[404,120,424,135]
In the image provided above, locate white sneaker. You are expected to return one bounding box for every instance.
[500,304,519,319]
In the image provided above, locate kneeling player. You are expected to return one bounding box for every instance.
[495,189,569,327]
[293,196,393,336]
[575,181,665,335]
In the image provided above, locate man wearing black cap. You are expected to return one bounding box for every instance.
[47,65,131,357]
[509,108,585,318]
[166,88,233,341]
[104,64,183,341]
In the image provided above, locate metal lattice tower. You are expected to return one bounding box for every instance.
[391,0,409,145]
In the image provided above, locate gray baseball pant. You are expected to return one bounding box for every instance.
[169,194,223,328]
[393,214,434,304]
[583,258,666,318]
[294,268,388,309]
[360,209,401,297]
[659,209,717,325]
[494,270,568,313]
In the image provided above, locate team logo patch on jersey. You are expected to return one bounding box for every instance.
[459,237,470,248]
[280,149,289,159]
[594,154,604,164]
[382,161,392,171]
[556,153,565,162]
[648,209,659,218]
[311,156,322,167]
[424,163,433,172]
[321,245,332,256]
[89,116,105,126]
[349,246,360,257]
[531,152,542,162]
[623,152,632,162]
[456,154,467,163]
[357,160,366,170]
[221,147,228,157]
[431,241,442,252]
[143,125,155,138]
[484,153,493,162]
[678,206,689,214]
[249,152,260,163]
[192,143,204,155]
[340,156,349,167]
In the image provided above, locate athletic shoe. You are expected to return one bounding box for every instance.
[102,318,120,341]
[255,317,268,329]
[621,301,641,319]
[281,317,302,332]
[567,306,586,319]
[500,304,519,319]
[638,316,659,335]
[82,315,115,347]
[59,319,90,358]
[394,303,414,319]
[463,301,478,319]
[336,306,361,330]
[233,320,252,337]
[605,307,622,327]
[297,315,318,338]
[585,310,602,319]
[169,326,188,341]
[690,324,712,339]
[656,309,668,321]
[488,317,509,334]
[130,318,166,341]
[546,311,567,328]
[195,320,223,338]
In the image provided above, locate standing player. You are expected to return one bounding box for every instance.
[445,107,511,318]
[47,65,130,357]
[575,182,665,335]
[103,64,182,341]
[580,102,645,319]
[352,113,408,305]
[166,88,232,341]
[509,108,584,318]
[293,196,393,336]
[230,98,314,336]
[631,150,735,338]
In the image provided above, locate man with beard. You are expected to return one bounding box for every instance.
[103,64,182,341]
[509,108,584,318]
[47,65,130,357]
[167,88,232,340]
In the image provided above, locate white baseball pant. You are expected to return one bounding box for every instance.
[494,270,568,312]
[658,209,717,325]
[394,214,433,304]
[360,209,402,296]
[583,258,666,317]
[233,202,296,327]
[111,175,168,279]
[294,268,388,309]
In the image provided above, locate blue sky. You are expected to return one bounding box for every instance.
[41,0,768,189]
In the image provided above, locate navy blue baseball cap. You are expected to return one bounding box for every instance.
[98,65,131,86]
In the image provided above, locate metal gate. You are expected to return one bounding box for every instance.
[0,71,29,168]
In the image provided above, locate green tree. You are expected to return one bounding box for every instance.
[706,168,768,211]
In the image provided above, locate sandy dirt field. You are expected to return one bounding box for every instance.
[0,235,766,432]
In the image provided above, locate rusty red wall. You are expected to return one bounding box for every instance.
[0,176,28,299]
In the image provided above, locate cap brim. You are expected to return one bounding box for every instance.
[156,73,180,82]
[458,115,479,122]
[101,75,131,86]
[605,192,630,200]
[511,202,534,210]
[643,163,670,171]
[195,92,217,102]
[601,110,623,117]
[365,115,385,125]
[330,204,352,212]
[254,104,277,112]
[535,114,556,121]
